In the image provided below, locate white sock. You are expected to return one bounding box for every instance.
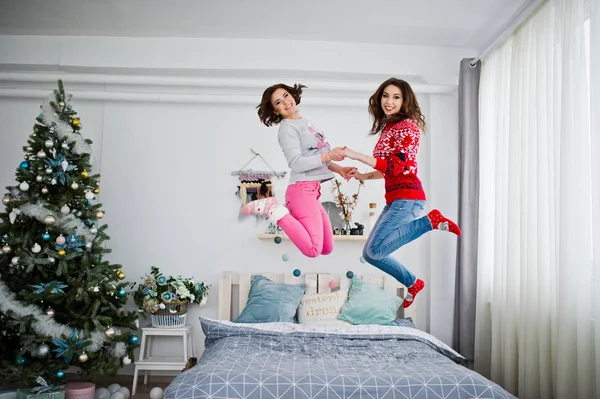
[267,204,289,223]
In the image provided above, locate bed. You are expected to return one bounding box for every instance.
[164,271,515,399]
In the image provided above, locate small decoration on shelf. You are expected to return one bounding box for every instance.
[265,223,284,235]
[350,222,365,235]
[132,266,210,328]
[331,179,364,235]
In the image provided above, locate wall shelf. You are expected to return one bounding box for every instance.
[258,233,367,242]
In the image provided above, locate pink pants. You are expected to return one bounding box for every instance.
[277,181,334,258]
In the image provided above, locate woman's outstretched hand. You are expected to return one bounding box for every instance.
[347,169,365,180]
[338,166,358,180]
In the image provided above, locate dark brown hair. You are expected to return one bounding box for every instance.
[368,78,426,135]
[256,83,306,127]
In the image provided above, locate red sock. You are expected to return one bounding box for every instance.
[427,209,461,236]
[402,278,425,309]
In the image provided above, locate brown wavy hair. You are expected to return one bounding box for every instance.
[368,78,426,135]
[256,83,306,127]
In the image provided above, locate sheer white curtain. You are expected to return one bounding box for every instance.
[475,0,597,398]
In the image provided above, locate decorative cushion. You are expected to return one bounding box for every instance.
[297,290,350,326]
[234,275,306,323]
[338,277,402,325]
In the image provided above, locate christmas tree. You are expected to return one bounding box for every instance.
[0,80,139,384]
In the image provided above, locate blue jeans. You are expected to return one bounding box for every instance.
[362,199,431,287]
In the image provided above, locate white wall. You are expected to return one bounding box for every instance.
[0,35,473,375]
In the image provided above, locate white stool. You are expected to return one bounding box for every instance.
[131,325,193,396]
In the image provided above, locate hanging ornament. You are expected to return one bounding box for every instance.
[117,271,126,280]
[44,140,54,148]
[67,105,72,110]
[93,187,100,194]
[26,146,33,152]
[42,232,51,241]
[45,167,53,174]
[129,334,139,345]
[59,101,65,107]
[78,352,88,362]
[19,161,29,169]
[36,343,50,358]
[56,235,66,245]
[14,355,26,366]
[90,227,98,234]
[104,327,116,338]
[56,370,65,379]
[118,288,127,297]
[31,243,41,253]
[19,182,29,191]
[2,245,11,254]
[43,215,56,226]
[57,249,66,256]
[2,196,10,205]
[45,307,56,318]
[122,356,132,365]
[85,191,95,200]
[71,182,79,190]
[60,205,70,215]
[96,211,104,219]
[36,149,46,159]
[61,160,69,172]
[36,175,43,182]
[41,187,49,195]
[81,170,89,179]
[48,257,55,263]
[61,142,69,150]
[10,257,19,265]
[72,118,81,127]
[85,242,92,249]
[9,209,20,224]
[50,178,57,185]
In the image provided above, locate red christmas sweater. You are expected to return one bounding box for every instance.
[373,119,426,204]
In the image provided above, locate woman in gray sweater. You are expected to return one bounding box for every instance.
[241,83,354,257]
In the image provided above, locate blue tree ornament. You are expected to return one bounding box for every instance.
[346,271,354,279]
[293,269,301,277]
[117,288,126,297]
[42,232,51,241]
[129,334,139,345]
[56,370,65,378]
[19,161,29,169]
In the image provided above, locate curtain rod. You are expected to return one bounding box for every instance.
[469,0,544,67]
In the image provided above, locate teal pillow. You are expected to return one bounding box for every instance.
[234,275,306,323]
[338,277,403,325]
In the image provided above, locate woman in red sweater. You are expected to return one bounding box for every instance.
[344,78,461,308]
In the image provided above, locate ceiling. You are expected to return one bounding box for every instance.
[0,0,531,51]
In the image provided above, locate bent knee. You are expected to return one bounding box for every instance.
[363,246,383,262]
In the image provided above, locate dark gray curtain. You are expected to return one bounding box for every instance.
[453,58,481,367]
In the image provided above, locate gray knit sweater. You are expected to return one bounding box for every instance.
[277,118,334,184]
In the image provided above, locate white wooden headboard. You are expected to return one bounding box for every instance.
[218,271,416,321]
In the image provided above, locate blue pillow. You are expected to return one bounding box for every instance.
[393,317,416,328]
[234,275,306,323]
[338,277,402,325]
